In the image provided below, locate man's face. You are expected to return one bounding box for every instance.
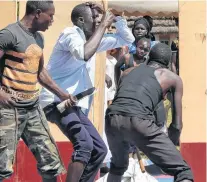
[136,41,150,59]
[83,8,100,37]
[35,4,55,32]
[133,24,148,39]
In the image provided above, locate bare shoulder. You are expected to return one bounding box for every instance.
[155,68,179,79]
[155,68,182,89]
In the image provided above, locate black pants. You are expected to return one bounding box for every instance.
[154,100,166,127]
[44,105,107,182]
[129,100,167,153]
[105,114,194,182]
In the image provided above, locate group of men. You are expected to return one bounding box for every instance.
[0,1,193,182]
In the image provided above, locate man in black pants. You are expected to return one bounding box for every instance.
[105,43,193,182]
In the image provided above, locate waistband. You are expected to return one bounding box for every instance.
[0,86,39,100]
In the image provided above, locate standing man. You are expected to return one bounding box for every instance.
[0,1,75,182]
[105,43,193,182]
[40,2,135,182]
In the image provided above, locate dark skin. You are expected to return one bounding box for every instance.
[65,4,115,182]
[105,74,112,88]
[107,64,187,182]
[171,51,178,74]
[133,23,148,42]
[0,4,76,182]
[153,65,183,132]
[132,21,178,74]
[114,40,150,88]
[72,5,115,92]
[105,48,128,89]
[122,63,183,143]
[74,3,115,61]
[0,4,76,109]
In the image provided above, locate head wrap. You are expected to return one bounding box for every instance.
[133,17,151,34]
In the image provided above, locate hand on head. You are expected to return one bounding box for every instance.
[101,9,115,28]
[85,2,104,14]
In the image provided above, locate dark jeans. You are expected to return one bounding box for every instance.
[44,105,107,182]
[105,114,194,182]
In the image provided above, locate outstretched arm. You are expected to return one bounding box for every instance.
[97,17,135,52]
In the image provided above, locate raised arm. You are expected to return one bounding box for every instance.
[84,10,115,60]
[97,17,135,52]
[58,10,114,62]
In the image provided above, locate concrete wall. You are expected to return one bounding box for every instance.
[179,1,206,182]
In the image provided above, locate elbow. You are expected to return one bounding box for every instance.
[37,77,43,86]
[83,50,93,61]
[83,54,90,62]
[120,33,135,44]
[37,75,43,84]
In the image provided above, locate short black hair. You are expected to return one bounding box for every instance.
[26,0,53,15]
[149,43,171,67]
[71,2,103,25]
[136,37,151,46]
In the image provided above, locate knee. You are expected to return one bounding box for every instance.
[38,153,66,178]
[109,162,128,176]
[97,142,108,161]
[72,137,94,164]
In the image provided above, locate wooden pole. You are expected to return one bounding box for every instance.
[89,0,108,135]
